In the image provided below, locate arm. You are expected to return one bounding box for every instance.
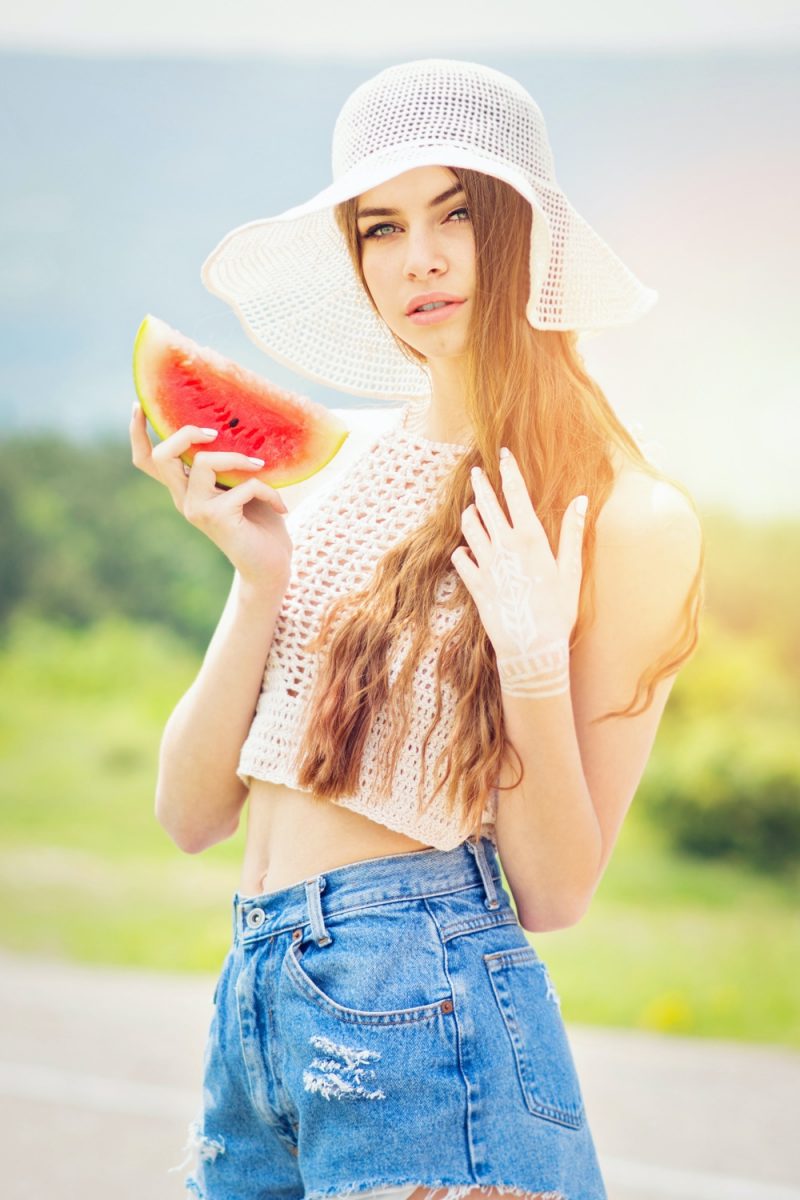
[155,405,392,847]
[155,571,286,853]
[496,473,702,932]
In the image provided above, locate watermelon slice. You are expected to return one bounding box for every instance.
[132,314,349,490]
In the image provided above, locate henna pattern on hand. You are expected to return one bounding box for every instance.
[469,465,571,698]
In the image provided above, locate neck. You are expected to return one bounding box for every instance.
[420,359,473,445]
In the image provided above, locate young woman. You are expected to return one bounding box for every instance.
[132,60,703,1200]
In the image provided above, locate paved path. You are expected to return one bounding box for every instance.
[0,949,797,1200]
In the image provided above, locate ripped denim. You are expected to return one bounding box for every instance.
[168,835,607,1200]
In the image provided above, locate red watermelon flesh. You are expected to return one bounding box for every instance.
[132,314,349,490]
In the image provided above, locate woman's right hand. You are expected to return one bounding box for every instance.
[130,401,293,591]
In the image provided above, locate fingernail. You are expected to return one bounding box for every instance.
[131,401,139,417]
[499,447,511,460]
[575,494,588,516]
[248,456,265,466]
[200,428,218,437]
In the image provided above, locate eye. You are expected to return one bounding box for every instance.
[361,206,470,240]
[362,221,396,240]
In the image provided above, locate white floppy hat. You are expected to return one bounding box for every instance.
[200,58,658,402]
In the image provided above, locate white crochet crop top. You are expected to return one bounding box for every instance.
[236,402,499,852]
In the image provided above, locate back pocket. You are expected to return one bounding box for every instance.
[484,944,585,1129]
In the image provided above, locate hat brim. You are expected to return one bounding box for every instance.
[200,146,657,400]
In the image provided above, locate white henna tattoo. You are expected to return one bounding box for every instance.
[489,539,542,643]
[496,636,570,697]
[470,468,570,698]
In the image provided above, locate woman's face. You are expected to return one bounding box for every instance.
[355,165,475,363]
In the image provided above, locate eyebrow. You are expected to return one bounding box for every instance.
[356,183,465,221]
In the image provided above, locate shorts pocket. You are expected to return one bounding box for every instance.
[484,944,585,1129]
[282,900,451,1026]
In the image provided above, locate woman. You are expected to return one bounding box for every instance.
[132,60,704,1200]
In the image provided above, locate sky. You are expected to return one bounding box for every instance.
[0,8,798,519]
[1,0,798,56]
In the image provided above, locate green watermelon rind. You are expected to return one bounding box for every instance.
[132,314,350,490]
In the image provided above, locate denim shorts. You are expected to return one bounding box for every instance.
[169,836,608,1200]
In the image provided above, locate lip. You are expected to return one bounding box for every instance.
[404,292,465,316]
[407,300,466,326]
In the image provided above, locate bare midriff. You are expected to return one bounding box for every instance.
[239,778,435,897]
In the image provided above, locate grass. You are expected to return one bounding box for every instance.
[0,614,797,1046]
[535,813,799,1044]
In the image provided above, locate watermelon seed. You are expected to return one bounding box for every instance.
[228,418,240,427]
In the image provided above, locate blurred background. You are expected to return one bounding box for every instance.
[1,2,799,1197]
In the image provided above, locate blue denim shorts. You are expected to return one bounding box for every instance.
[170,836,608,1200]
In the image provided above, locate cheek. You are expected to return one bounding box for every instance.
[361,259,397,318]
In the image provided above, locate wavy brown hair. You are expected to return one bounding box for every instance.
[292,166,705,839]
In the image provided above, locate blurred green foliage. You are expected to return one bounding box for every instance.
[641,504,800,872]
[0,433,231,650]
[639,618,800,874]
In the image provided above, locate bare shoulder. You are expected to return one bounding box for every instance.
[571,450,703,685]
[595,449,702,556]
[588,450,703,644]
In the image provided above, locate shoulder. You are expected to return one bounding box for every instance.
[586,454,703,655]
[595,452,702,564]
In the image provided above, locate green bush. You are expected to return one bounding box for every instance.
[640,618,800,874]
[0,433,231,652]
[643,722,800,873]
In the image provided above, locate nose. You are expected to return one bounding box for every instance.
[402,227,448,280]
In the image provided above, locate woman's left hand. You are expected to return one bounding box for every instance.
[450,449,588,663]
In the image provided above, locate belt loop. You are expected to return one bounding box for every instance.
[468,836,500,910]
[304,875,333,946]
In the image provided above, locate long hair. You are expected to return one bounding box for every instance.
[292,166,705,839]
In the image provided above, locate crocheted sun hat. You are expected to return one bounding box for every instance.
[200,58,658,401]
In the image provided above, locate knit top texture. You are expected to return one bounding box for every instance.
[236,403,499,851]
